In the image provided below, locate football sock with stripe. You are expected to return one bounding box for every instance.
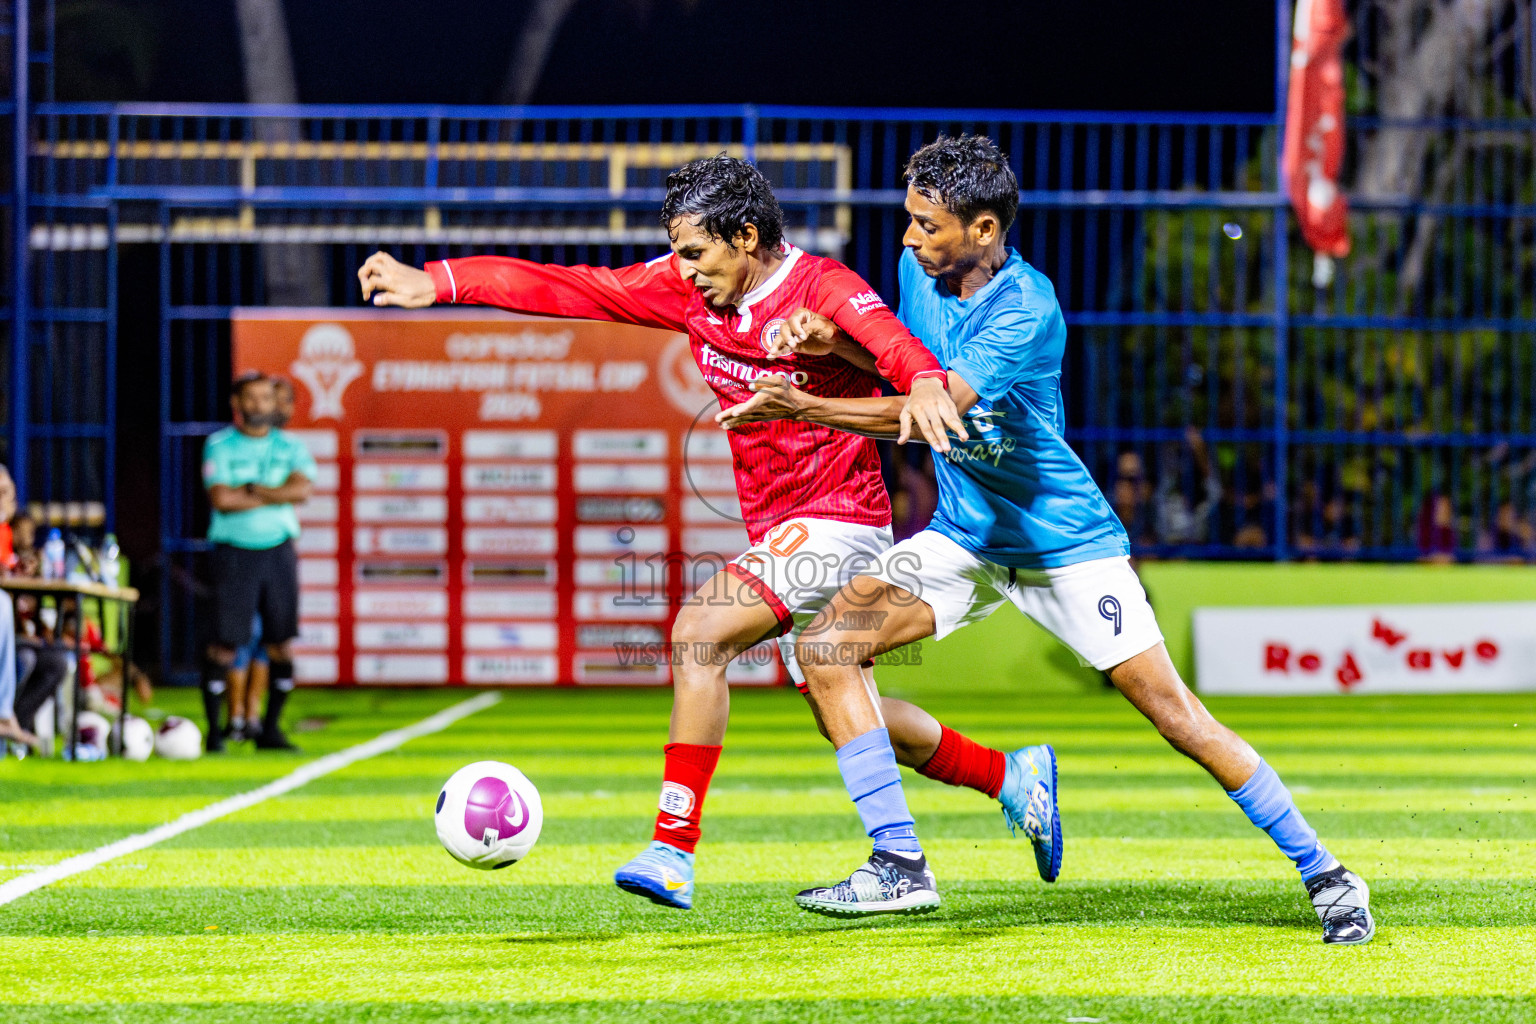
[917,725,1006,799]
[837,727,923,856]
[1227,759,1338,881]
[652,742,721,853]
[201,658,227,737]
[263,660,294,737]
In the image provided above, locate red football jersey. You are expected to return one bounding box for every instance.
[426,246,944,543]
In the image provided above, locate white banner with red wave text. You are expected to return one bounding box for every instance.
[1194,603,1536,695]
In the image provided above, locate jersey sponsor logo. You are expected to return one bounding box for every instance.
[938,407,1019,467]
[290,323,364,421]
[1098,595,1123,635]
[847,290,887,315]
[659,782,696,817]
[759,317,789,353]
[699,344,809,390]
[942,437,1018,469]
[767,522,810,557]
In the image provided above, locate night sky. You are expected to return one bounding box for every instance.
[77,0,1278,111]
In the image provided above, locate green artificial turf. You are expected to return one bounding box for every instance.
[2,684,1534,1022]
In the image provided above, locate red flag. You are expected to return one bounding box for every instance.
[1283,0,1351,258]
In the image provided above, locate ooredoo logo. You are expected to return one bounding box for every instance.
[290,323,364,421]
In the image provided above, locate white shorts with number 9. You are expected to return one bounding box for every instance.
[869,528,1163,672]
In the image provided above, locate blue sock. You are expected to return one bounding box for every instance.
[1227,760,1338,881]
[836,727,922,856]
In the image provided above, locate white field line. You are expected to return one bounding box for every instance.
[0,691,502,907]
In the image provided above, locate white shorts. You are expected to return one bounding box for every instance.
[726,518,894,691]
[869,529,1163,671]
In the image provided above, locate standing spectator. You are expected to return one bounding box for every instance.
[1,595,40,750]
[231,375,295,734]
[272,376,297,428]
[201,372,314,752]
[1477,499,1532,561]
[1,464,35,749]
[0,463,18,573]
[8,508,39,577]
[1,464,69,752]
[1231,457,1277,550]
[225,613,269,742]
[1111,450,1154,546]
[1416,492,1458,563]
[1152,427,1221,547]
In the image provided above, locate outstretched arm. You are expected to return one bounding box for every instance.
[358,250,689,332]
[718,371,982,450]
[357,252,438,307]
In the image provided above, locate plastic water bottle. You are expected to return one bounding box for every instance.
[68,537,100,584]
[66,542,90,584]
[41,528,66,580]
[98,533,122,589]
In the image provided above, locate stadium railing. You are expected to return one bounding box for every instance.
[7,102,1536,681]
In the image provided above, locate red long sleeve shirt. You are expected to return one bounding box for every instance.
[427,246,944,543]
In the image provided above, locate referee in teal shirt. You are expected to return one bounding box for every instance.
[201,372,316,752]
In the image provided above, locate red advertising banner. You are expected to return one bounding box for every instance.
[232,309,784,687]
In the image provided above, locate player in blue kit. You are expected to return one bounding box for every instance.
[719,135,1374,943]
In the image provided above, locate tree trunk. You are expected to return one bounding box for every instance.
[498,0,583,105]
[1353,0,1507,200]
[232,0,327,306]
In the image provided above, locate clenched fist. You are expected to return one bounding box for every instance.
[357,251,438,308]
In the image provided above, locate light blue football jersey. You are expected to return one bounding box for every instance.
[897,248,1129,568]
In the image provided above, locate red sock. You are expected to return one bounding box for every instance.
[652,742,722,853]
[917,725,1006,799]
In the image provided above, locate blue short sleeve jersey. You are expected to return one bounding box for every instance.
[897,248,1128,569]
[202,426,319,550]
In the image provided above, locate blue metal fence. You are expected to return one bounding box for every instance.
[5,1,1536,680]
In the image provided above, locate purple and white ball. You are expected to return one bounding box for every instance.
[434,760,543,869]
[154,716,203,760]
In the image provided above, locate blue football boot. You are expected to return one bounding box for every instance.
[998,743,1062,882]
[614,841,695,910]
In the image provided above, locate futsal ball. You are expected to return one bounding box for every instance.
[435,760,543,869]
[75,710,112,758]
[119,715,154,762]
[154,716,203,760]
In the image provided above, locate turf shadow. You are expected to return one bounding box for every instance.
[5,878,1533,937]
[6,996,1536,1024]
